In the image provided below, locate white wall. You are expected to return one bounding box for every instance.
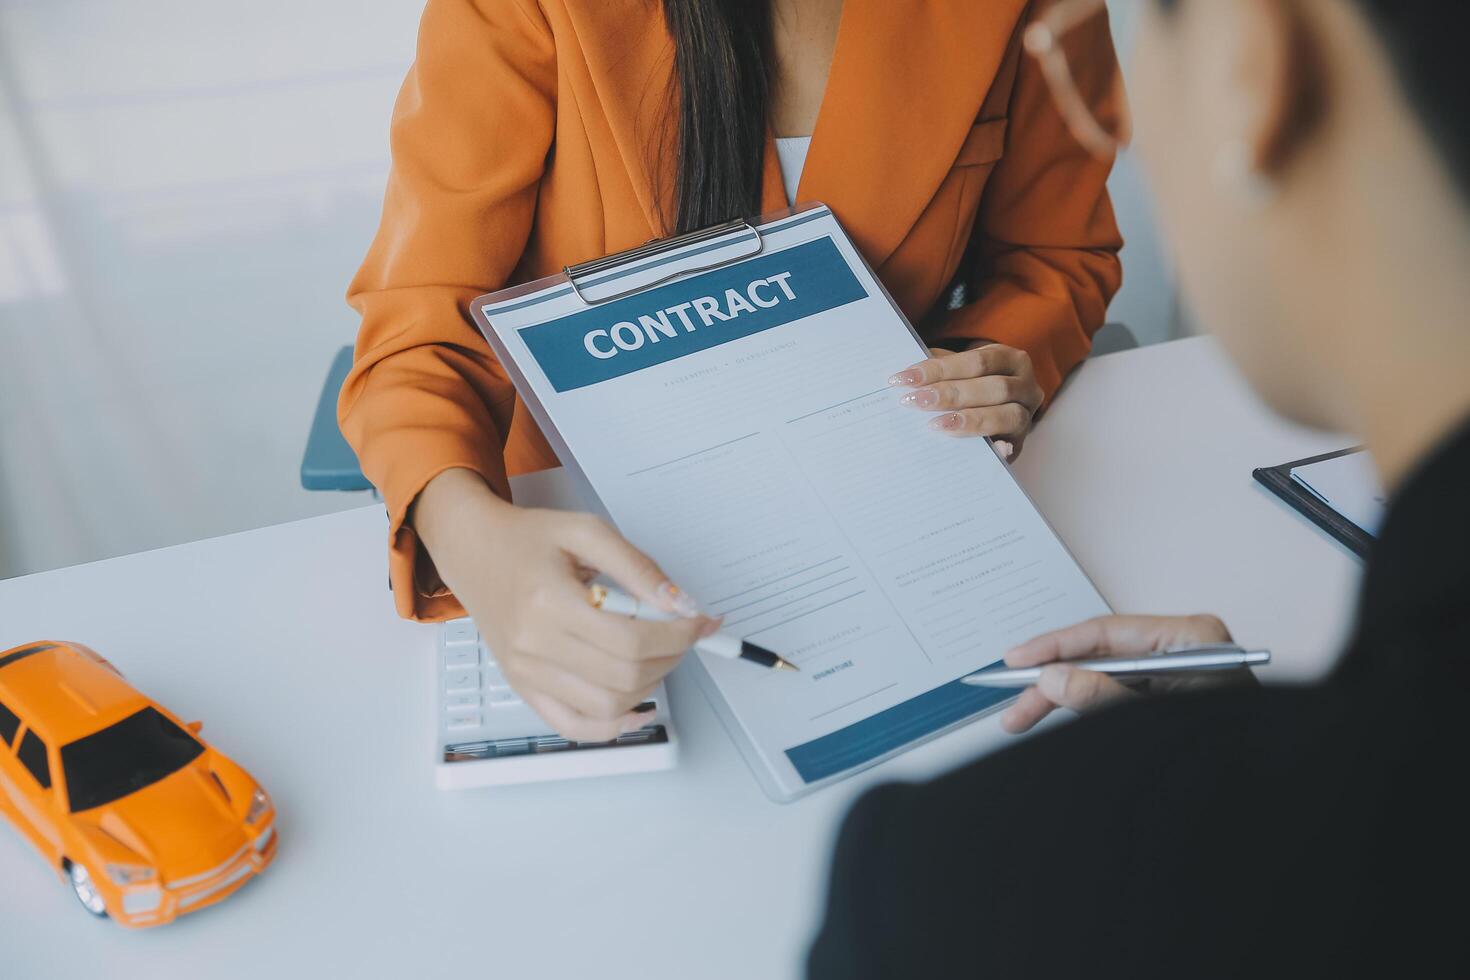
[0,0,424,578]
[0,0,1177,579]
[1105,0,1183,348]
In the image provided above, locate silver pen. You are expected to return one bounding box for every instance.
[960,644,1270,688]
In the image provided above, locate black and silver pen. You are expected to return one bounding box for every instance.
[588,583,800,672]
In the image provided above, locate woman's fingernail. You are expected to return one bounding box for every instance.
[900,389,939,409]
[698,615,725,638]
[656,581,701,617]
[888,369,922,387]
[930,413,964,431]
[994,439,1015,461]
[620,713,649,734]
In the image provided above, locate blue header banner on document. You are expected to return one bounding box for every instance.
[516,236,867,392]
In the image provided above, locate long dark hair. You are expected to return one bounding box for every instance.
[660,0,773,234]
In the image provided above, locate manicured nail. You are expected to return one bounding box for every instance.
[698,615,725,638]
[888,369,922,387]
[656,581,701,617]
[632,700,657,714]
[929,413,964,431]
[900,389,939,409]
[620,713,649,734]
[993,439,1014,461]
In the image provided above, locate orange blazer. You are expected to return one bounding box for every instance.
[344,0,1123,621]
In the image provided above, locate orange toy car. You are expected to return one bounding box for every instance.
[0,641,277,927]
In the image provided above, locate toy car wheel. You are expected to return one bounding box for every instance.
[67,861,108,918]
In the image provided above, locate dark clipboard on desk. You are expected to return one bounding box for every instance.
[1253,447,1377,559]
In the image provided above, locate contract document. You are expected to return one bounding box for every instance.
[473,205,1109,801]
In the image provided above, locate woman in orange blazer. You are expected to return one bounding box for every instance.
[343,0,1123,740]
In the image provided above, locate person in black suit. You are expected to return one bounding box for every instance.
[809,0,1470,976]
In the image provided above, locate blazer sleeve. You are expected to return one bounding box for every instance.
[930,3,1125,401]
[340,0,556,621]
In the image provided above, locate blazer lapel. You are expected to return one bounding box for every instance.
[795,0,1030,267]
[562,2,679,240]
[565,0,1028,258]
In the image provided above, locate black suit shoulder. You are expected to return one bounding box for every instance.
[808,682,1426,979]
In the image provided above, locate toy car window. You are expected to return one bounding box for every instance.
[0,700,19,746]
[0,643,55,671]
[60,707,204,813]
[18,730,51,789]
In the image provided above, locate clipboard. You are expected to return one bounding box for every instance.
[1253,447,1375,559]
[467,204,1112,802]
[467,213,780,526]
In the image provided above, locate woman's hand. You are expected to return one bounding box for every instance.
[888,344,1044,459]
[998,614,1256,734]
[413,468,720,742]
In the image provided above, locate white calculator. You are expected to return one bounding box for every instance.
[433,617,679,789]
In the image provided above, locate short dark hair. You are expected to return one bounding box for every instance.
[1158,0,1470,200]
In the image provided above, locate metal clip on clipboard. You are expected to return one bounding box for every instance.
[562,218,765,306]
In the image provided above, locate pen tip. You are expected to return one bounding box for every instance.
[741,640,800,672]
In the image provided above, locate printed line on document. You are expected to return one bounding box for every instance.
[625,432,760,476]
[914,560,1045,613]
[725,578,861,627]
[1005,615,1046,636]
[925,603,981,626]
[707,556,845,606]
[796,405,898,441]
[928,616,980,640]
[744,590,867,638]
[976,577,1043,605]
[873,511,995,559]
[995,592,1066,624]
[715,566,851,616]
[984,585,1051,612]
[784,388,889,425]
[809,683,900,723]
[803,625,893,665]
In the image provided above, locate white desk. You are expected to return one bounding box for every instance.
[0,337,1360,978]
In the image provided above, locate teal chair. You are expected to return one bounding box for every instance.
[1090,322,1140,357]
[300,346,373,492]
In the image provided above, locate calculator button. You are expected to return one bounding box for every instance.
[444,620,478,645]
[487,687,522,707]
[483,664,510,689]
[447,712,482,731]
[445,692,481,711]
[445,670,480,694]
[444,646,479,669]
